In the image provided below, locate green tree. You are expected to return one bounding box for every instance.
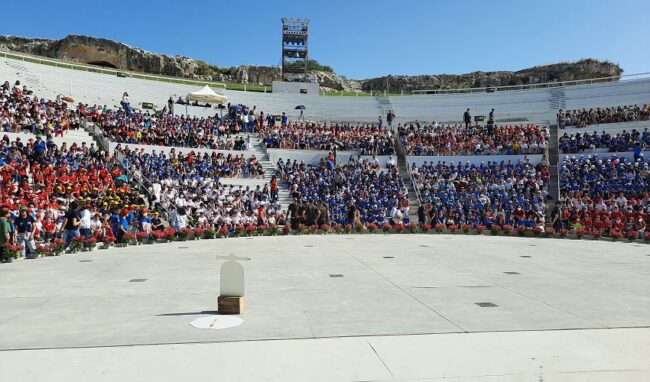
[285,59,334,73]
[306,59,333,72]
[195,60,231,76]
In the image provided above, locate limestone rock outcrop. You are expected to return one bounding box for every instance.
[0,35,623,94]
[361,59,623,93]
[229,65,281,85]
[0,34,199,77]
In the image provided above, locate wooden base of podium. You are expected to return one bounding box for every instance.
[218,296,245,315]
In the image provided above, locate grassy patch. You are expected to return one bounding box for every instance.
[321,91,406,96]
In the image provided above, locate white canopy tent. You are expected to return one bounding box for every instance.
[186,85,228,104]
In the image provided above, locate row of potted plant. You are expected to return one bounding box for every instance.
[2,237,100,261]
[5,222,648,263]
[91,223,650,248]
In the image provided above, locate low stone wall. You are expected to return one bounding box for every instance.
[271,81,320,95]
[2,131,94,147]
[268,148,356,166]
[407,154,544,167]
[267,148,394,167]
[559,151,650,162]
[107,141,251,157]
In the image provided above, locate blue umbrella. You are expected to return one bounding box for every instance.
[295,105,306,110]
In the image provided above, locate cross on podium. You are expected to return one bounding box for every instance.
[216,253,249,314]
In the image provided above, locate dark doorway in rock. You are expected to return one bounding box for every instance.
[87,61,118,69]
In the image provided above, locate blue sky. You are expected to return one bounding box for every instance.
[2,0,649,78]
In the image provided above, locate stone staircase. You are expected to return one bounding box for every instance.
[217,134,292,213]
[392,132,420,222]
[548,87,566,111]
[546,124,561,214]
[375,96,393,117]
[84,119,292,214]
[396,154,420,222]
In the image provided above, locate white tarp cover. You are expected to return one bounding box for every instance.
[186,85,228,104]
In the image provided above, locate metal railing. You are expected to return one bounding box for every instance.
[411,72,650,95]
[82,120,110,152]
[82,118,177,220]
[114,150,177,222]
[407,163,422,205]
[394,136,422,205]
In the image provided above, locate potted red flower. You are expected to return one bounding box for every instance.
[152,230,166,242]
[35,244,52,257]
[265,224,278,236]
[52,238,66,255]
[627,230,638,242]
[119,232,135,246]
[543,226,555,238]
[297,224,309,235]
[406,222,418,233]
[101,236,115,249]
[574,227,588,239]
[245,225,257,237]
[163,227,177,241]
[255,224,269,236]
[136,231,150,244]
[193,227,205,239]
[178,228,194,241]
[1,243,23,262]
[610,229,623,241]
[233,224,245,237]
[218,225,230,238]
[203,228,216,239]
[84,237,98,250]
[70,236,85,252]
[590,228,601,240]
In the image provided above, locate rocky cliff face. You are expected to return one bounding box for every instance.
[227,65,281,85]
[0,35,623,93]
[362,59,623,93]
[313,71,362,92]
[0,34,199,77]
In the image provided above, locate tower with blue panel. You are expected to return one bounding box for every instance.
[281,17,309,81]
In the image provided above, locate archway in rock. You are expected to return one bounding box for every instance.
[87,61,119,69]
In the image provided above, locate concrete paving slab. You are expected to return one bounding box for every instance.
[0,235,650,382]
[0,234,647,353]
[0,328,647,382]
